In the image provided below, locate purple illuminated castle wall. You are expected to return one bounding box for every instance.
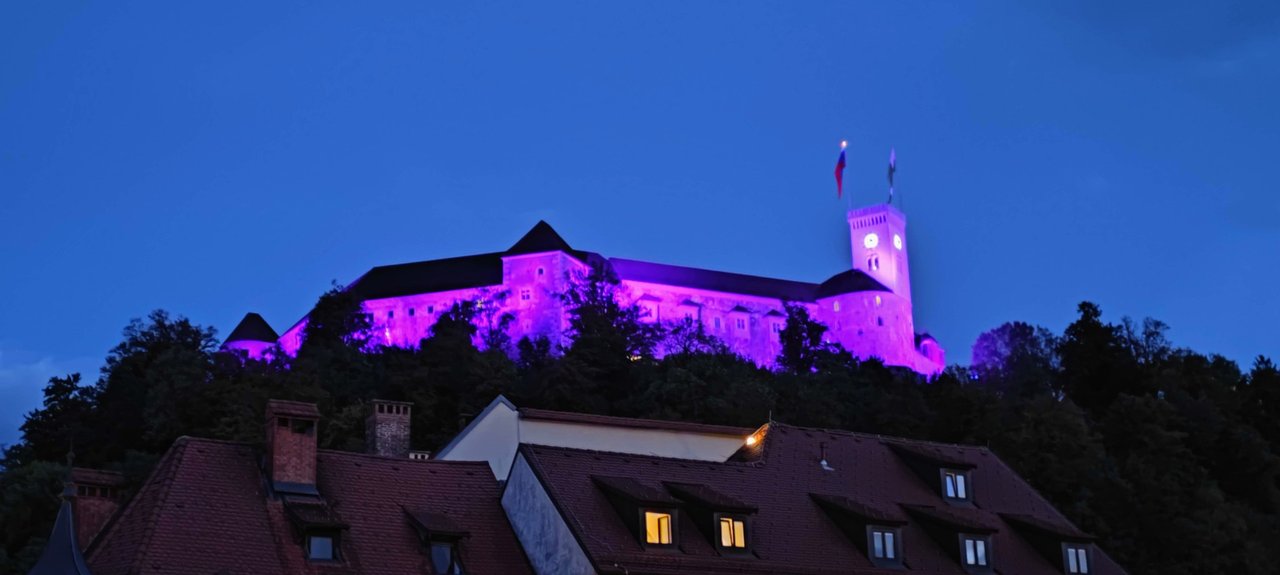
[222,203,944,375]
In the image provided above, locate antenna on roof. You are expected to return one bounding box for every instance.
[819,442,836,472]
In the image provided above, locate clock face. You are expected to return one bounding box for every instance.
[893,234,903,250]
[863,233,879,249]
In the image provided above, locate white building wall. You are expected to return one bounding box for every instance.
[434,399,522,479]
[502,453,597,575]
[519,420,746,462]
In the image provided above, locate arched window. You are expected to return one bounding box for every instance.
[867,255,880,271]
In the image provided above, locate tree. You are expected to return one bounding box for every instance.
[776,303,840,374]
[970,321,1060,399]
[1058,302,1143,412]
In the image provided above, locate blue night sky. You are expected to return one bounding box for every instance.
[2,1,1278,447]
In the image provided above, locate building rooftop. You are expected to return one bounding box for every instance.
[223,312,280,344]
[518,422,1125,575]
[86,437,532,575]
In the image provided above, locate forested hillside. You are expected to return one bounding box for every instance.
[3,268,1278,574]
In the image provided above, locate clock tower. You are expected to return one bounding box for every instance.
[847,203,912,303]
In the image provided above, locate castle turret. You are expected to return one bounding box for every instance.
[221,312,279,360]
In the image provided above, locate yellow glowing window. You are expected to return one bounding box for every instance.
[645,511,672,545]
[718,517,746,548]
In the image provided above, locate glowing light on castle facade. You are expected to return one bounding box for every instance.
[223,204,944,375]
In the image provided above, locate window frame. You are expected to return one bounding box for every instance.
[941,468,971,503]
[959,534,992,572]
[713,512,749,554]
[865,525,904,568]
[429,540,466,574]
[640,508,678,549]
[1063,543,1091,574]
[306,531,340,562]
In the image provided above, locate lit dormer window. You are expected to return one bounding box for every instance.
[1064,544,1090,573]
[645,510,673,545]
[718,515,747,549]
[943,469,969,501]
[962,535,991,570]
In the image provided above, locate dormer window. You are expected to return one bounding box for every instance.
[717,515,746,549]
[962,535,991,570]
[868,526,902,566]
[1064,544,1090,573]
[307,532,337,561]
[645,510,674,545]
[430,541,466,574]
[943,469,969,501]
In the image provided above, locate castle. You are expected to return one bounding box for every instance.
[222,203,945,375]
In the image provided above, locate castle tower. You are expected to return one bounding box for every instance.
[847,203,911,302]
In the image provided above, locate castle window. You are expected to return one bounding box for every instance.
[645,510,674,545]
[874,295,882,307]
[307,533,337,561]
[408,308,415,317]
[428,305,434,314]
[430,541,466,574]
[388,310,394,319]
[520,289,531,301]
[537,267,545,277]
[868,255,880,271]
[1065,544,1090,574]
[718,515,747,549]
[877,317,884,327]
[772,322,784,334]
[735,317,746,330]
[834,301,841,312]
[943,469,969,501]
[962,535,990,569]
[714,317,722,329]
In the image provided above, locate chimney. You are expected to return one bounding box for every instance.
[68,468,126,550]
[265,399,320,494]
[366,400,412,457]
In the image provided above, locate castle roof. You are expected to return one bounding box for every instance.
[610,258,821,301]
[223,312,279,344]
[506,220,575,255]
[815,269,891,298]
[86,437,532,575]
[519,423,1126,575]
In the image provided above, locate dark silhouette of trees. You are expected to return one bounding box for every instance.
[2,295,1278,574]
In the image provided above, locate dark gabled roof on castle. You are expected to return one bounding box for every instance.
[609,258,820,301]
[815,269,891,298]
[223,313,279,344]
[319,221,890,306]
[518,423,1127,575]
[348,252,506,300]
[86,437,532,575]
[507,220,575,255]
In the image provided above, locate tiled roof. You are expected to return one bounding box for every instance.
[347,252,506,301]
[223,312,279,343]
[519,423,1127,575]
[28,497,93,575]
[87,437,532,575]
[518,407,753,436]
[814,269,891,298]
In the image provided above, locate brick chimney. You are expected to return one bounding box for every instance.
[265,399,320,494]
[68,468,126,551]
[366,400,412,457]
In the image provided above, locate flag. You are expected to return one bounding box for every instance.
[887,148,897,190]
[834,142,847,198]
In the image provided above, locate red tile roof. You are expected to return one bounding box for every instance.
[518,407,754,436]
[519,423,1127,575]
[87,437,532,575]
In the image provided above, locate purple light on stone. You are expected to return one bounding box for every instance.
[260,207,944,375]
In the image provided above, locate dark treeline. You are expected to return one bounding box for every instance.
[2,267,1278,574]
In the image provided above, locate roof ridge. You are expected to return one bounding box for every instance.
[768,422,993,452]
[522,442,756,467]
[608,257,823,288]
[125,437,192,574]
